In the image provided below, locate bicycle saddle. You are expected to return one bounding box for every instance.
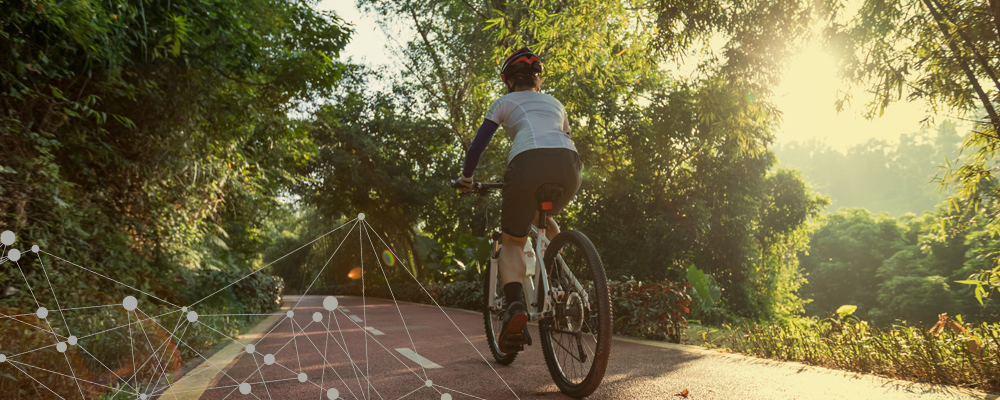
[534,183,565,210]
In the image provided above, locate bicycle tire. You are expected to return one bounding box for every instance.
[483,249,518,365]
[539,230,611,398]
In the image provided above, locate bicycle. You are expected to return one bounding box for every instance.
[458,181,612,398]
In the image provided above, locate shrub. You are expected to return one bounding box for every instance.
[606,277,692,343]
[314,280,481,310]
[179,269,285,317]
[714,316,1000,392]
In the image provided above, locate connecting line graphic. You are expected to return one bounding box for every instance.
[363,220,521,400]
[0,215,518,399]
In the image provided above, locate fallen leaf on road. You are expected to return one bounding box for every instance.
[674,389,689,397]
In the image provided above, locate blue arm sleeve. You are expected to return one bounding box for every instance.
[462,119,500,178]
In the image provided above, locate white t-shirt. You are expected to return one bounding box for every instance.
[484,91,577,163]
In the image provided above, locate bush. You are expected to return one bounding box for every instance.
[315,279,481,310]
[0,269,284,399]
[713,315,1000,392]
[179,269,285,317]
[606,277,693,343]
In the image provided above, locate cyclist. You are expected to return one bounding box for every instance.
[454,47,583,353]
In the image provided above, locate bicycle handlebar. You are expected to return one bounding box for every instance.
[453,181,504,196]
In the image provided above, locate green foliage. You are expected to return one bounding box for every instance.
[1,0,351,303]
[292,0,832,323]
[687,264,721,310]
[413,233,490,283]
[800,199,1000,326]
[0,1,347,396]
[957,266,1000,306]
[824,0,1000,223]
[712,317,1000,392]
[835,305,859,321]
[800,208,909,318]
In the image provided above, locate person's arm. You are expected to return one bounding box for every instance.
[461,119,500,178]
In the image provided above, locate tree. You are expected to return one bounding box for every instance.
[825,0,1000,204]
[0,0,351,306]
[800,209,908,316]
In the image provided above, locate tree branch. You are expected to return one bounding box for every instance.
[409,7,465,139]
[931,0,1000,96]
[920,0,1000,138]
[461,0,488,20]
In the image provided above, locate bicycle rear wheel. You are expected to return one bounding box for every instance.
[539,230,611,398]
[483,249,518,365]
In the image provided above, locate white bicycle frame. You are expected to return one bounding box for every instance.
[487,224,590,322]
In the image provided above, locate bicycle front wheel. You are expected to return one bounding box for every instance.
[539,230,612,398]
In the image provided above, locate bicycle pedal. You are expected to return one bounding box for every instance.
[502,335,526,352]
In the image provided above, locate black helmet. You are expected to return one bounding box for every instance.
[500,47,543,83]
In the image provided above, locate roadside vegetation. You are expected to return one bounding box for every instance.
[3,0,1000,397]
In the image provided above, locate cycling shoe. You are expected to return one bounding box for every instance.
[499,301,529,353]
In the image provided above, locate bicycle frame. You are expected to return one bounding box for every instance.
[486,217,590,322]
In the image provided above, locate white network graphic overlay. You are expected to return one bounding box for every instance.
[0,214,520,399]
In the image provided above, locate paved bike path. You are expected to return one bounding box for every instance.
[189,295,995,400]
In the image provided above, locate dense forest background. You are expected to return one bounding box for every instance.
[3,0,1000,338]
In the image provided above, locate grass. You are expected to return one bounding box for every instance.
[683,316,1000,393]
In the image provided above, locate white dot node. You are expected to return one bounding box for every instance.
[286,310,294,318]
[297,372,308,382]
[245,344,255,354]
[327,388,340,399]
[140,395,148,400]
[264,354,275,365]
[56,342,67,352]
[7,249,19,262]
[68,336,77,345]
[425,379,433,388]
[323,296,338,311]
[239,382,251,395]
[358,213,365,221]
[312,312,323,322]
[0,231,13,245]
[441,394,452,400]
[0,354,5,362]
[122,296,138,311]
[31,245,39,253]
[36,307,48,319]
[181,306,188,312]
[187,311,198,322]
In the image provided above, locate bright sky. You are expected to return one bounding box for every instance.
[320,1,963,153]
[318,1,398,68]
[772,45,963,152]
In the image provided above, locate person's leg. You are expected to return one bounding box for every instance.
[499,233,527,285]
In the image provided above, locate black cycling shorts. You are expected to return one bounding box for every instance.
[501,148,583,238]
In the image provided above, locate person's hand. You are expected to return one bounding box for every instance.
[452,176,473,193]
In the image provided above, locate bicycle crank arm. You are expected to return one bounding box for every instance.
[530,311,554,322]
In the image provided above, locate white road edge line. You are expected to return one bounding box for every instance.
[394,348,442,369]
